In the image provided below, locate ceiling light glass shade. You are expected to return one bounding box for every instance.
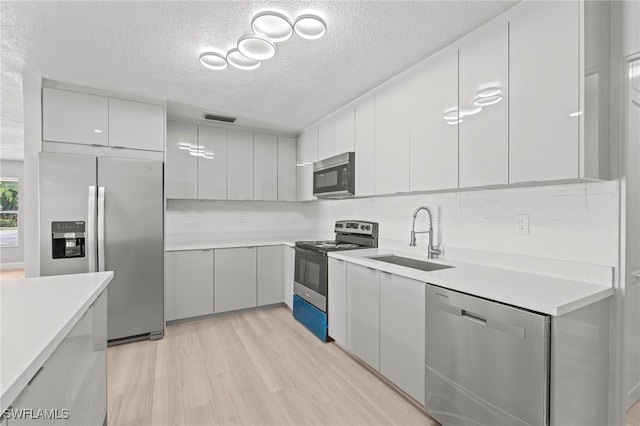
[199,52,228,70]
[473,95,502,107]
[294,15,327,40]
[238,35,276,60]
[476,86,502,98]
[227,49,261,70]
[252,12,293,42]
[446,119,463,125]
[459,106,483,116]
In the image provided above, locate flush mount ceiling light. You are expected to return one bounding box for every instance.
[238,34,276,61]
[446,119,463,125]
[443,109,460,121]
[473,95,503,107]
[459,106,483,116]
[199,52,228,70]
[252,12,293,42]
[227,49,261,70]
[294,14,327,40]
[476,87,502,98]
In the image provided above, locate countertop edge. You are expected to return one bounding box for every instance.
[1,271,114,413]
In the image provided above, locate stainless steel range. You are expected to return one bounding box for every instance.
[293,220,378,341]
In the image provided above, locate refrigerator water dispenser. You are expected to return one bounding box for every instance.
[51,221,86,259]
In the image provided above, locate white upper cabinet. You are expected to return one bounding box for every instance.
[253,133,278,201]
[43,88,109,146]
[108,98,164,151]
[318,119,335,160]
[334,106,355,154]
[166,120,198,199]
[277,136,297,201]
[410,49,459,192]
[374,78,411,195]
[227,130,254,200]
[509,0,579,183]
[458,20,509,188]
[296,127,318,201]
[198,126,227,200]
[355,96,375,197]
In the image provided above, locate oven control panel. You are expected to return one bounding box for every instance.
[334,220,378,236]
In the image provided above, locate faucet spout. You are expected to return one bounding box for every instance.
[410,206,441,259]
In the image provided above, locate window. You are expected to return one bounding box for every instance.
[0,178,19,248]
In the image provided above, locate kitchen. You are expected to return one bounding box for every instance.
[0,1,639,425]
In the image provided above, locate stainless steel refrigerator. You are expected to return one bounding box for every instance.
[39,152,164,344]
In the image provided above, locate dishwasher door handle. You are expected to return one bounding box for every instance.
[461,310,487,325]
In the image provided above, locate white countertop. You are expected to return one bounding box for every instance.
[329,248,613,316]
[1,271,114,412]
[165,234,323,251]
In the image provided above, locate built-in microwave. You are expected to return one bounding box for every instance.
[313,152,355,198]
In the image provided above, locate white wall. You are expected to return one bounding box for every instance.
[165,199,317,243]
[0,160,24,267]
[315,180,620,267]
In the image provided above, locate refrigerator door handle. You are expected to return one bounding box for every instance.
[87,186,97,272]
[97,186,106,272]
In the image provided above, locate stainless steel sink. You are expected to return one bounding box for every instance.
[367,255,453,272]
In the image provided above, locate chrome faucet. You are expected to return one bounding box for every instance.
[410,206,441,259]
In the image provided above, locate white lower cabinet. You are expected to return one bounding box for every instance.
[257,246,284,305]
[379,271,425,403]
[165,249,214,321]
[214,247,257,313]
[328,258,347,347]
[346,263,380,370]
[283,246,295,309]
[9,291,107,425]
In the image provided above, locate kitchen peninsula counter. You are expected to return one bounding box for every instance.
[1,271,113,413]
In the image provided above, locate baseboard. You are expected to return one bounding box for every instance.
[627,381,640,411]
[0,262,24,270]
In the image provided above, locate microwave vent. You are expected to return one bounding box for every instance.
[203,112,236,124]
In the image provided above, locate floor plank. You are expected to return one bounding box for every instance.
[108,306,437,426]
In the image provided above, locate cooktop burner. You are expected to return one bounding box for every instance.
[295,220,379,253]
[294,240,364,252]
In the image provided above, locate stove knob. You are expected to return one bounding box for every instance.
[360,225,365,230]
[366,225,371,230]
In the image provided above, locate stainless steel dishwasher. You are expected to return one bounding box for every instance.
[425,284,550,426]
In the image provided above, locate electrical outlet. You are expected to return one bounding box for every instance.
[517,214,529,234]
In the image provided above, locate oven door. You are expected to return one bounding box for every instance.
[294,247,328,311]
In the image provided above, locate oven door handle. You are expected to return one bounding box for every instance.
[294,246,328,257]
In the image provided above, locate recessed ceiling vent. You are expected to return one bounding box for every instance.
[203,112,237,124]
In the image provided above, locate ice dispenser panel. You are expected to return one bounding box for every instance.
[51,221,86,259]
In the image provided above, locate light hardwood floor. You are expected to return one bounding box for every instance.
[0,268,25,280]
[107,307,437,426]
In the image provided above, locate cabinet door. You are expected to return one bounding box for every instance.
[296,127,318,201]
[198,126,227,200]
[108,98,164,151]
[166,121,198,199]
[379,272,425,403]
[355,97,375,196]
[277,137,297,201]
[253,133,278,201]
[11,292,107,426]
[509,0,579,182]
[42,88,109,146]
[257,246,284,305]
[318,118,335,160]
[283,246,295,309]
[214,247,257,313]
[346,263,380,370]
[410,49,459,191]
[334,106,355,154]
[375,79,411,195]
[459,21,509,188]
[227,130,254,200]
[328,257,347,347]
[165,250,214,320]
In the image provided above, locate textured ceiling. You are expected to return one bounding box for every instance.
[1,0,519,161]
